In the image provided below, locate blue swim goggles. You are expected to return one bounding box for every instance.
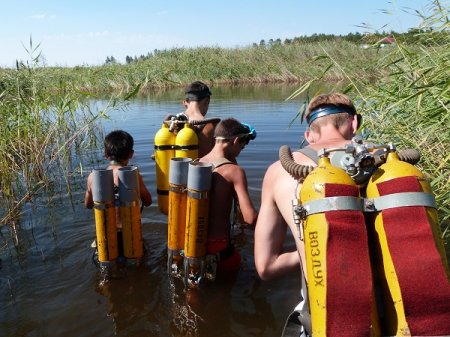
[241,122,257,144]
[215,122,257,145]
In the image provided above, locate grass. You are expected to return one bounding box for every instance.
[1,40,384,95]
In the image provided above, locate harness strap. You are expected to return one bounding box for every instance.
[282,262,311,337]
[211,157,234,169]
[297,147,319,164]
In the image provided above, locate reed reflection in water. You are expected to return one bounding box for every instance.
[0,84,307,337]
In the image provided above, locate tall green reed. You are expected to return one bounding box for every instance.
[0,40,126,250]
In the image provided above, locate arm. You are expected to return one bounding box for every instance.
[233,167,257,226]
[254,164,300,280]
[84,174,94,209]
[198,122,216,157]
[138,172,152,207]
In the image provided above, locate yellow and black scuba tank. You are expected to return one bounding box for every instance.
[118,166,144,262]
[365,146,450,337]
[154,123,176,215]
[183,161,212,287]
[175,123,198,159]
[92,169,119,264]
[167,157,192,275]
[153,113,210,215]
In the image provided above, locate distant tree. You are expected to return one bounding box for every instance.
[105,56,117,65]
[125,55,133,64]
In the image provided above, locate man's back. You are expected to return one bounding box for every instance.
[207,161,239,239]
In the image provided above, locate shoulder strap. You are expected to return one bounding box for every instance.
[297,147,319,164]
[281,271,312,337]
[211,157,234,169]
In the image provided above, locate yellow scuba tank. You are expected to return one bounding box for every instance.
[154,123,176,215]
[365,149,450,336]
[118,166,144,261]
[92,169,119,263]
[175,123,198,159]
[183,161,212,286]
[167,157,192,274]
[299,153,373,337]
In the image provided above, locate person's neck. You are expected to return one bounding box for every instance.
[109,159,126,166]
[184,104,205,120]
[205,145,236,162]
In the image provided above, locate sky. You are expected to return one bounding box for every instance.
[0,0,434,67]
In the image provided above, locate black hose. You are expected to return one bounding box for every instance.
[279,145,315,180]
[397,149,420,165]
[374,148,421,166]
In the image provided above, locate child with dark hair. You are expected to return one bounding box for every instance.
[85,130,152,218]
[199,118,257,279]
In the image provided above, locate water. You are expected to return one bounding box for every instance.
[0,84,308,337]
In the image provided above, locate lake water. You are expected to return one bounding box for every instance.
[0,84,309,337]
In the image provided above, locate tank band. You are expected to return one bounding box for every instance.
[187,190,209,199]
[301,196,363,215]
[169,184,186,193]
[364,192,436,212]
[154,145,175,150]
[174,145,199,150]
[93,201,115,210]
[157,188,169,196]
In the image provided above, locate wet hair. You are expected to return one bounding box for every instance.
[185,81,212,101]
[104,130,134,161]
[214,118,250,141]
[305,93,357,133]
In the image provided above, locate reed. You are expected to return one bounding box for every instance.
[0,41,129,250]
[289,1,450,247]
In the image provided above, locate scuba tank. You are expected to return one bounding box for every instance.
[183,161,212,287]
[167,157,192,275]
[365,146,450,336]
[293,148,373,337]
[154,123,176,215]
[118,166,144,261]
[278,137,449,336]
[175,123,198,159]
[92,169,119,263]
[153,114,220,215]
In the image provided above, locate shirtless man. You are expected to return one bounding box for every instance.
[181,81,219,157]
[254,93,360,281]
[199,118,258,276]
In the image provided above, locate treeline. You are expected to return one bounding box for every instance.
[113,28,448,65]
